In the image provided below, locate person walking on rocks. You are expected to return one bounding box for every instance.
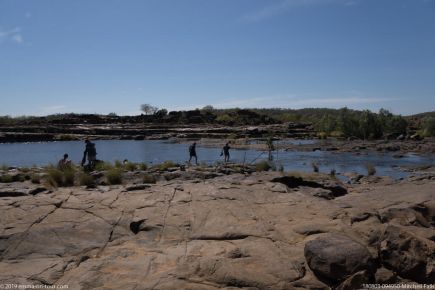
[81,139,97,169]
[221,142,231,163]
[188,142,198,165]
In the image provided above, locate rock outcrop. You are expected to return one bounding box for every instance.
[0,171,434,289]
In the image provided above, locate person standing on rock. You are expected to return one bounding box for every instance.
[221,142,231,163]
[81,139,97,169]
[188,142,198,165]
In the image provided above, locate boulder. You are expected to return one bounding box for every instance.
[380,225,435,283]
[304,234,374,283]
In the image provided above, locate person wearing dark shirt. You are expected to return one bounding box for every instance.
[81,139,97,169]
[188,142,198,165]
[222,142,231,163]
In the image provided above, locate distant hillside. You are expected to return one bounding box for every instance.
[405,111,435,131]
[407,111,435,119]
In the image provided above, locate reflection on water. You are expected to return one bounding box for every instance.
[0,140,433,179]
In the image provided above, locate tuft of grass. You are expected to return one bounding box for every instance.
[124,162,137,171]
[31,173,41,184]
[63,167,76,186]
[138,162,148,171]
[46,168,64,187]
[114,160,123,168]
[311,162,319,173]
[20,167,31,173]
[105,168,123,185]
[365,163,376,176]
[155,161,177,171]
[255,160,271,172]
[94,161,114,171]
[1,164,9,171]
[79,172,95,187]
[143,173,157,184]
[45,165,76,187]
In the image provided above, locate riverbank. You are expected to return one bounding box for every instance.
[0,164,434,289]
[0,122,314,143]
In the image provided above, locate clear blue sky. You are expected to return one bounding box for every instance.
[1,0,434,116]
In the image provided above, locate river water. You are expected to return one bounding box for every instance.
[0,140,433,179]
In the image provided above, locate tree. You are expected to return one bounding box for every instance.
[423,117,435,136]
[201,105,214,112]
[155,109,168,118]
[140,104,158,115]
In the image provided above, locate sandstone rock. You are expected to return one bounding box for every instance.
[375,267,397,284]
[304,234,374,283]
[0,171,433,288]
[380,225,435,283]
[380,207,430,228]
[336,270,372,290]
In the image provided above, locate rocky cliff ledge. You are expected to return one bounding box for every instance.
[0,171,434,289]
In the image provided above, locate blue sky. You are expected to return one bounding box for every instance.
[1,0,434,116]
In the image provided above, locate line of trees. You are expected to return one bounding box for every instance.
[314,108,408,139]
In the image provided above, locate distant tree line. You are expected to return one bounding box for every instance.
[312,108,408,139]
[0,105,433,139]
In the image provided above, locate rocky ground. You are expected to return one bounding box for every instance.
[0,168,434,289]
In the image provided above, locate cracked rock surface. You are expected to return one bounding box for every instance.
[0,172,434,289]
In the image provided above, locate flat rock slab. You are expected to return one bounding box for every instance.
[0,172,433,289]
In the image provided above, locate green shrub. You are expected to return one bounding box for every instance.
[216,114,233,125]
[1,164,9,171]
[255,161,271,172]
[45,165,76,187]
[423,117,435,137]
[79,172,95,187]
[57,134,76,141]
[143,173,157,184]
[0,175,13,183]
[105,168,123,185]
[155,161,177,171]
[365,163,376,176]
[20,167,31,173]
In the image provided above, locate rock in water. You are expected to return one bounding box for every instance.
[304,234,373,283]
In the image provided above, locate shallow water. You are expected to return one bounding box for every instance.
[0,140,433,179]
